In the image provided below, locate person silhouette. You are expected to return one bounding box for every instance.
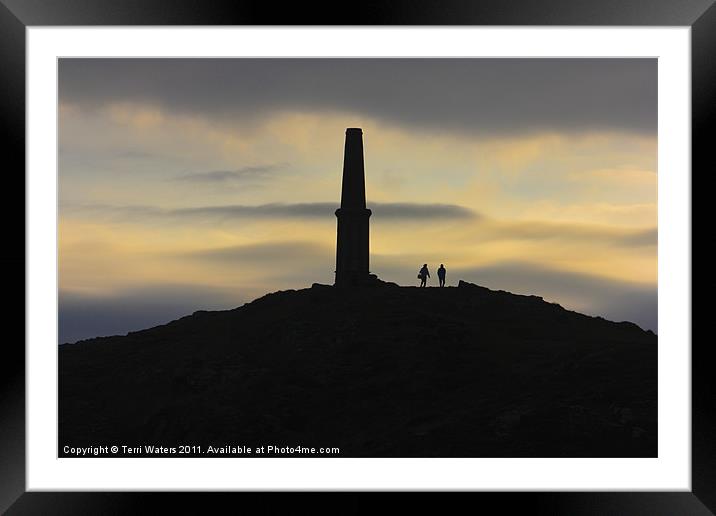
[437,264,446,287]
[418,264,430,287]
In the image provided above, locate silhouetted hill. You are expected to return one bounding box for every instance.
[59,281,656,457]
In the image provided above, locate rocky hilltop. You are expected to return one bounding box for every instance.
[59,281,656,457]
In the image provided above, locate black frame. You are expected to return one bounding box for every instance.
[1,1,711,513]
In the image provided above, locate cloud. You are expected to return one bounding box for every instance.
[175,203,334,219]
[484,220,657,248]
[183,241,330,263]
[617,228,658,247]
[174,163,287,183]
[59,58,657,136]
[60,201,479,223]
[373,203,477,220]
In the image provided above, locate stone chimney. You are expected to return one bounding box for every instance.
[335,128,372,286]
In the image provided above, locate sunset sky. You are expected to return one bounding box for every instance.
[58,58,657,343]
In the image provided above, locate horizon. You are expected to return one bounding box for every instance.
[58,58,657,343]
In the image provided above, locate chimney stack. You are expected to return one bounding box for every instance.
[335,128,372,286]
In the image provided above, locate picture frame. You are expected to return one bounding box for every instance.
[2,0,711,513]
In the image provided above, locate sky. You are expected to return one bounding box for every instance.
[58,58,657,343]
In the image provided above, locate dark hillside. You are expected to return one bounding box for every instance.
[59,281,656,457]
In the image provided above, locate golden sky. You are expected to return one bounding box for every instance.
[58,59,657,342]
